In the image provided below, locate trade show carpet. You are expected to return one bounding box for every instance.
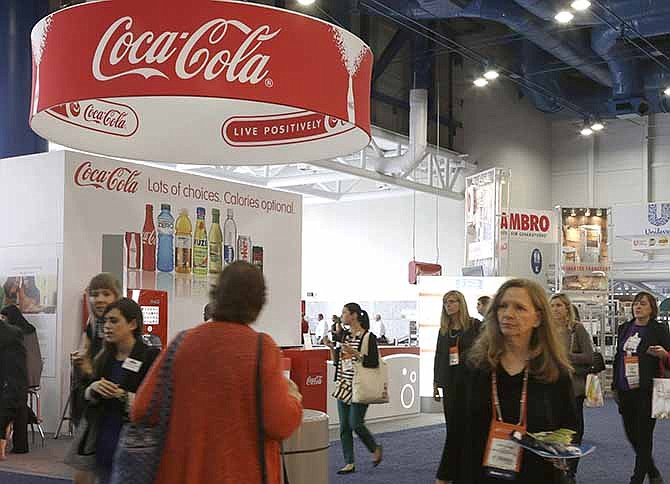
[328,399,670,483]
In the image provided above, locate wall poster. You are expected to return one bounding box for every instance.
[560,208,609,291]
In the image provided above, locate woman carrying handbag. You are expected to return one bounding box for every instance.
[325,302,383,475]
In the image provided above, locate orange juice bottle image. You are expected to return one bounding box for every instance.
[174,209,193,273]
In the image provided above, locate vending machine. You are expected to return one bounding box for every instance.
[127,289,168,349]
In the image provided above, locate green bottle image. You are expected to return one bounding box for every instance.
[193,207,209,275]
[209,208,223,273]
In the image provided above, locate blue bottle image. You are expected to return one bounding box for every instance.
[157,203,175,272]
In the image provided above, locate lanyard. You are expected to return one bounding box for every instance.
[492,367,529,427]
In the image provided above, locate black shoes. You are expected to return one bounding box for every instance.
[337,464,356,474]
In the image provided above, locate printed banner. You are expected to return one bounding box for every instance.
[29,0,372,164]
[500,209,557,243]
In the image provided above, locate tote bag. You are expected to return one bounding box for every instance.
[352,332,389,405]
[652,360,670,420]
[585,373,604,408]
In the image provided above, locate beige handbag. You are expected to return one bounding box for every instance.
[351,332,389,404]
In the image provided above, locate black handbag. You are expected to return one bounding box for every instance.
[589,352,606,374]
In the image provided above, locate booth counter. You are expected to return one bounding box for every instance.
[281,346,420,424]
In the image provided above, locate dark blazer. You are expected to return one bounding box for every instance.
[89,339,160,418]
[613,319,670,392]
[0,320,27,417]
[357,330,379,368]
[434,318,481,389]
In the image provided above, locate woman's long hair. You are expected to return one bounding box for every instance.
[469,279,572,383]
[550,293,577,330]
[93,298,142,377]
[440,290,473,336]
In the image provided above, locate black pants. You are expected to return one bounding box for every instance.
[11,400,29,453]
[436,390,462,482]
[618,388,660,483]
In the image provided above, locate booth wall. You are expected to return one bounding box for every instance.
[0,151,65,432]
[302,192,464,303]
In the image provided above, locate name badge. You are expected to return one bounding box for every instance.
[483,420,524,480]
[624,355,640,389]
[449,345,460,366]
[122,357,143,373]
[341,358,353,372]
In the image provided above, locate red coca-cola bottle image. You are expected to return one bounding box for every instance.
[142,203,157,271]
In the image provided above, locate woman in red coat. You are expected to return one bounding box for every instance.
[132,261,303,484]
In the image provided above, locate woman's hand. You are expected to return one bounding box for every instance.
[287,379,303,403]
[322,335,334,349]
[647,345,669,360]
[71,351,93,376]
[93,378,123,399]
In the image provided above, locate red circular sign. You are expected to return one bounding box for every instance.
[29,0,372,164]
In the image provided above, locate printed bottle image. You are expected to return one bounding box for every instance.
[142,204,156,271]
[174,209,193,273]
[209,208,223,273]
[157,204,175,272]
[223,208,237,264]
[252,246,263,273]
[237,235,252,262]
[193,207,209,275]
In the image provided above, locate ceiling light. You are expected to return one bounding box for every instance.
[591,121,604,131]
[555,10,574,23]
[664,87,670,96]
[296,0,316,5]
[585,208,591,217]
[580,127,593,136]
[596,208,603,217]
[571,0,591,11]
[570,209,576,217]
[473,77,489,87]
[483,69,499,80]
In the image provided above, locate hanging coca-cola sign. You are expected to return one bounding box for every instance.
[29,0,372,165]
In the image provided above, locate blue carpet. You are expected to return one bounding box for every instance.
[0,471,69,484]
[329,399,670,483]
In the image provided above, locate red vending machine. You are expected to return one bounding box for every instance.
[127,289,169,349]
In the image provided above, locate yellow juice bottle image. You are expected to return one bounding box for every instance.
[209,208,223,273]
[193,207,209,275]
[174,209,193,273]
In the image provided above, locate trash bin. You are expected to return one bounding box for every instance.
[282,409,329,484]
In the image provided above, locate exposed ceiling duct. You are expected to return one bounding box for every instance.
[373,88,429,175]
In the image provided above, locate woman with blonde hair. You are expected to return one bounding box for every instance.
[459,279,578,484]
[550,294,593,481]
[434,290,480,484]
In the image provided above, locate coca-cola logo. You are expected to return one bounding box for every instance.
[46,99,139,137]
[305,375,323,386]
[92,16,280,84]
[142,231,156,246]
[74,161,141,194]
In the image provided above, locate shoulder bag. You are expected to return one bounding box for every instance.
[109,330,188,484]
[352,332,389,404]
[652,359,670,419]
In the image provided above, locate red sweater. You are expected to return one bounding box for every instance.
[132,322,303,484]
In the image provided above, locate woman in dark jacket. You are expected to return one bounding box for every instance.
[434,290,480,484]
[1,304,43,454]
[326,302,383,475]
[83,298,159,484]
[459,279,577,484]
[612,291,670,484]
[0,318,27,460]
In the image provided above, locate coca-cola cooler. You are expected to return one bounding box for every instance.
[281,348,329,412]
[127,288,168,349]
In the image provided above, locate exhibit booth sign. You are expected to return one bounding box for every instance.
[28,0,372,164]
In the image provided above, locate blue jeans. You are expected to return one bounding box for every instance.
[337,400,378,465]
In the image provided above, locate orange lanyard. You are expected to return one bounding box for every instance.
[491,367,529,427]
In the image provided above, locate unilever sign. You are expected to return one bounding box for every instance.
[646,203,670,235]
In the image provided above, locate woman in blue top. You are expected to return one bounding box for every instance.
[84,298,159,484]
[612,291,670,484]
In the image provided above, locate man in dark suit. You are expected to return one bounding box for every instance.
[0,315,27,459]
